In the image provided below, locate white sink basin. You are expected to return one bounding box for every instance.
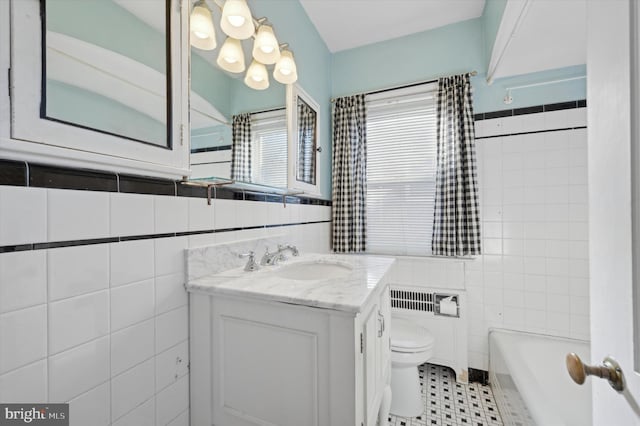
[275,260,353,280]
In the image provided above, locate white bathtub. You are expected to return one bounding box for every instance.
[489,329,592,426]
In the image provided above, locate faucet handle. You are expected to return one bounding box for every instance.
[282,244,299,256]
[239,251,259,272]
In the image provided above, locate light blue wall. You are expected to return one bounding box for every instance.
[330,14,586,115]
[474,65,586,113]
[332,19,484,98]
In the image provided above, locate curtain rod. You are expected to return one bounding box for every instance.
[236,106,286,117]
[331,70,477,103]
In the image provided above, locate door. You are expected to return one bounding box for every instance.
[587,0,640,423]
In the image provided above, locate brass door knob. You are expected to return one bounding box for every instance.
[566,353,625,392]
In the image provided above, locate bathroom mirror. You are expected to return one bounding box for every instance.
[287,84,321,194]
[43,0,170,147]
[189,40,288,187]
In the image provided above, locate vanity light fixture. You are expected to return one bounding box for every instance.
[217,37,245,73]
[190,0,298,89]
[252,23,280,65]
[274,47,298,84]
[244,60,269,90]
[221,0,255,40]
[190,0,217,50]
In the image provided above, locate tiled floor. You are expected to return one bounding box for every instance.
[388,364,503,426]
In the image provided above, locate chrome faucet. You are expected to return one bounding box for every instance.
[261,244,299,266]
[239,251,260,272]
[260,247,279,266]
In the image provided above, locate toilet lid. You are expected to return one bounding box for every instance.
[390,318,435,352]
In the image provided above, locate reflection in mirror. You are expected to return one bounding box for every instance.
[230,108,287,188]
[287,84,321,194]
[43,0,169,147]
[189,30,287,186]
[296,98,317,185]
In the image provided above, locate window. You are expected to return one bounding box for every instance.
[251,109,288,188]
[365,83,438,256]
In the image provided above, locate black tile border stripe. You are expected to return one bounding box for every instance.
[474,99,586,121]
[0,160,28,187]
[190,145,232,153]
[0,160,332,207]
[475,126,587,140]
[29,163,118,192]
[118,175,176,196]
[0,220,332,254]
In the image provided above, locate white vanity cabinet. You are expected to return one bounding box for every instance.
[189,269,392,426]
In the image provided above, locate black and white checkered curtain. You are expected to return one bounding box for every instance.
[332,94,367,253]
[230,113,252,182]
[297,100,316,184]
[431,74,481,256]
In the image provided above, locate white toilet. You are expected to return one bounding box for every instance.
[390,317,435,417]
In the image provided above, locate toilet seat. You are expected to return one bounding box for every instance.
[391,318,435,353]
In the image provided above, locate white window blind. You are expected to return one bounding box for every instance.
[251,110,287,188]
[365,84,438,256]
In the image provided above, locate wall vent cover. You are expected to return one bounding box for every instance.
[390,288,434,312]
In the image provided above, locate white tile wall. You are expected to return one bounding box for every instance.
[48,336,110,402]
[49,290,109,354]
[155,196,188,234]
[48,189,110,241]
[111,398,155,426]
[0,250,47,313]
[111,358,155,421]
[110,279,155,332]
[110,240,155,287]
[469,107,590,370]
[69,382,111,426]
[110,193,155,237]
[111,319,155,376]
[0,186,47,245]
[0,360,47,403]
[48,244,110,301]
[386,256,466,290]
[0,186,331,425]
[0,305,47,373]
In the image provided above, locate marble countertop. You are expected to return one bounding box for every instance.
[186,253,395,313]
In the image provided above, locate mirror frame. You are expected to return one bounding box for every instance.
[40,0,173,148]
[6,0,189,178]
[287,83,321,195]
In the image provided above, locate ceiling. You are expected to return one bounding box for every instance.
[299,0,486,53]
[492,0,586,79]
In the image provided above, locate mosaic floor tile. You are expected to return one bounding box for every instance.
[388,364,504,426]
